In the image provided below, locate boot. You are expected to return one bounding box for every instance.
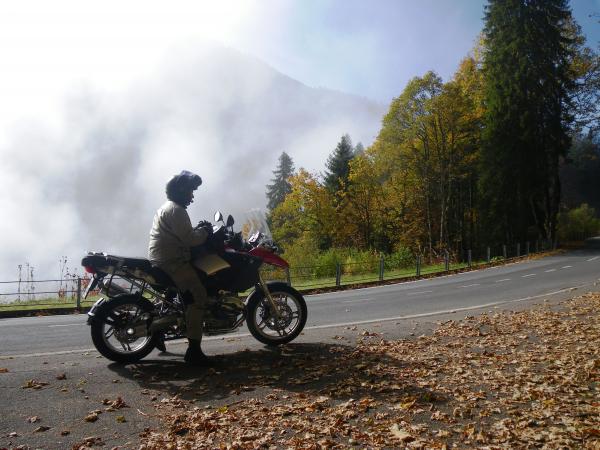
[155,333,167,353]
[184,339,210,366]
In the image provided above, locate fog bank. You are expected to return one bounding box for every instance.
[0,42,385,279]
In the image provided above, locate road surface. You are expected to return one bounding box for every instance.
[1,248,598,357]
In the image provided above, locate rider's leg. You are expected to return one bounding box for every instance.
[167,264,210,364]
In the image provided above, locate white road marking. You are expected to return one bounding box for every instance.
[522,274,536,278]
[561,265,572,269]
[3,283,595,359]
[545,269,556,272]
[495,279,511,283]
[588,256,599,262]
[407,290,434,296]
[461,284,480,288]
[342,298,373,304]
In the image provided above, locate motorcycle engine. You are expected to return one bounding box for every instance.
[204,295,245,332]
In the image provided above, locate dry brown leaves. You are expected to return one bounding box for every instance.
[102,396,129,411]
[21,379,49,390]
[140,293,600,449]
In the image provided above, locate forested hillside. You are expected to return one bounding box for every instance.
[266,0,600,268]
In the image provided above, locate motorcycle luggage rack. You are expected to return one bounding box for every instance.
[97,267,162,301]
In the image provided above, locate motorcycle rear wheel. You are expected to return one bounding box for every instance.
[246,283,307,346]
[90,295,158,363]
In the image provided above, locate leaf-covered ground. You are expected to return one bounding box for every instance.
[139,293,600,449]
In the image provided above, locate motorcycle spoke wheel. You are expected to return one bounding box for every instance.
[90,295,158,363]
[99,303,150,355]
[249,288,306,344]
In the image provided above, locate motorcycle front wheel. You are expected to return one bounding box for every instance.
[246,283,307,346]
[90,295,158,363]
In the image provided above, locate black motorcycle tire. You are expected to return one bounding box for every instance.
[246,283,307,346]
[90,295,158,363]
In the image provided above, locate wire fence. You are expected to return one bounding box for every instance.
[254,239,559,290]
[0,239,561,312]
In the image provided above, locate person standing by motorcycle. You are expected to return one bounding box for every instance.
[148,170,212,365]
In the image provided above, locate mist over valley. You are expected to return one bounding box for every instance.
[0,42,385,279]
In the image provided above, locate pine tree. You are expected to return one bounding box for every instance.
[266,152,295,211]
[479,0,577,244]
[324,134,354,193]
[354,142,365,156]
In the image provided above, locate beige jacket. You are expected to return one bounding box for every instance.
[148,201,208,268]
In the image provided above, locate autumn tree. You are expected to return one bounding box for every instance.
[339,152,386,249]
[270,169,335,251]
[266,151,295,211]
[372,67,483,256]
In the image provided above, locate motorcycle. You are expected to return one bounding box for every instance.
[81,211,307,363]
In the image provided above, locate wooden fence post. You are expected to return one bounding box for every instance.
[76,277,82,311]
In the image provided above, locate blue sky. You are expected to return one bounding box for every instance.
[238,0,600,103]
[0,0,598,136]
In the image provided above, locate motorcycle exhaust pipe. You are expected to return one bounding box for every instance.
[148,314,179,333]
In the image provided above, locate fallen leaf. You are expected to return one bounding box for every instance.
[34,426,50,432]
[84,413,99,422]
[0,368,8,373]
[22,379,48,389]
[116,415,126,423]
[103,396,128,411]
[390,424,414,442]
[55,373,66,380]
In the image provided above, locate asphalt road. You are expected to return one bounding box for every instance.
[1,247,599,449]
[1,248,599,358]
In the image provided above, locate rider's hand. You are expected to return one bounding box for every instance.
[196,220,213,235]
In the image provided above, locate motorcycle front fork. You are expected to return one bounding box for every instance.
[257,273,282,320]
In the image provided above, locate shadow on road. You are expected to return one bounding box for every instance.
[107,342,439,406]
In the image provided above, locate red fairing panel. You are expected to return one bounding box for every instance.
[249,247,289,269]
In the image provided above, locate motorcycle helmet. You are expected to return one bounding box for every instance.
[166,170,202,206]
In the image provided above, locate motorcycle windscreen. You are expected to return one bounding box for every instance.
[193,254,231,275]
[242,208,273,241]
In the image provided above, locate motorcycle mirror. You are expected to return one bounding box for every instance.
[214,211,224,223]
[226,215,234,227]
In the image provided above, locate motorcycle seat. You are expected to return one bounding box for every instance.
[82,253,153,271]
[83,252,176,289]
